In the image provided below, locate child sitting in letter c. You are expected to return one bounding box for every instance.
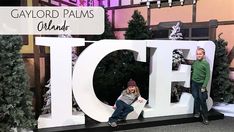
[108,79,143,127]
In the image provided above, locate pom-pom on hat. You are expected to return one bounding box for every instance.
[127,79,137,87]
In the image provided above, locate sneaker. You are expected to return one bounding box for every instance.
[202,119,209,125]
[201,114,209,125]
[108,121,117,127]
[193,113,200,118]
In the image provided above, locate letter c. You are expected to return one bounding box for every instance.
[72,40,146,122]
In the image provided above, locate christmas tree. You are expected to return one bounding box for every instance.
[211,36,234,103]
[169,22,183,40]
[125,10,151,40]
[0,35,36,131]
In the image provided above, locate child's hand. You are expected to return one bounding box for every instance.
[137,96,144,103]
[113,104,116,109]
[201,87,207,92]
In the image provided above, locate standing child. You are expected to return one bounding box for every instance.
[108,79,142,127]
[188,48,210,125]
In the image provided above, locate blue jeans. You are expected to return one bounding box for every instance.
[191,81,208,119]
[109,100,134,123]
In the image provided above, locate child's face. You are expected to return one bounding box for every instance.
[196,49,205,60]
[128,86,136,93]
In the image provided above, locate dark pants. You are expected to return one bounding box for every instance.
[191,81,208,119]
[109,100,134,123]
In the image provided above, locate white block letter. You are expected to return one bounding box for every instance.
[72,40,146,122]
[36,37,85,128]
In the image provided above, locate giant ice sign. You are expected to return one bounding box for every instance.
[36,37,215,128]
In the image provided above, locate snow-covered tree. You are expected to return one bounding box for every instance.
[170,22,185,70]
[169,22,183,40]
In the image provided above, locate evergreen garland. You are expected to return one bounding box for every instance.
[0,35,36,131]
[211,37,234,103]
